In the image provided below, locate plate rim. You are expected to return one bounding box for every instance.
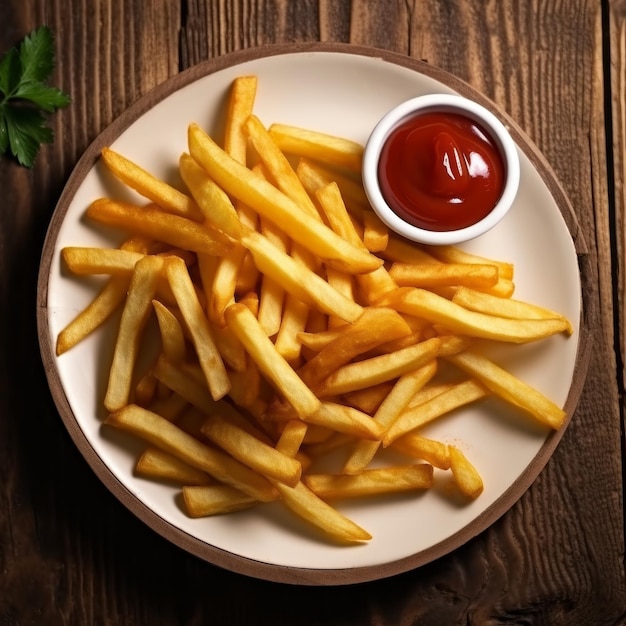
[36,42,592,586]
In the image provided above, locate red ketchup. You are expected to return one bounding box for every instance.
[377,111,505,232]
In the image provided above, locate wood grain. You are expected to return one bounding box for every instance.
[610,0,626,396]
[0,0,624,624]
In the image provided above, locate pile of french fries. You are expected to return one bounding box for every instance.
[56,75,573,545]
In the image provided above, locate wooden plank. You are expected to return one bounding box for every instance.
[610,0,626,392]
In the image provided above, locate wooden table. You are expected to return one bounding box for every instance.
[1,1,625,624]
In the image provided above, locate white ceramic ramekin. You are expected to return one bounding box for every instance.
[362,94,520,245]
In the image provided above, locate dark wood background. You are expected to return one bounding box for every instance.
[1,1,625,624]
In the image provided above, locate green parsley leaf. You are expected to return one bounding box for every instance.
[0,26,70,167]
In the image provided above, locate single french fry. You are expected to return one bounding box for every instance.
[223,74,258,164]
[383,379,489,446]
[427,244,514,281]
[104,254,163,412]
[389,262,500,290]
[325,268,355,326]
[316,337,441,397]
[304,464,434,499]
[377,287,572,344]
[272,480,371,544]
[446,349,567,429]
[179,152,243,240]
[152,300,187,363]
[276,420,309,457]
[183,485,258,517]
[315,182,368,251]
[100,147,204,222]
[135,447,213,485]
[268,123,364,173]
[245,114,320,218]
[449,445,484,499]
[274,296,311,363]
[305,402,385,441]
[206,248,247,326]
[62,247,145,275]
[452,286,573,332]
[257,218,287,337]
[188,123,381,275]
[391,434,451,469]
[362,209,388,252]
[86,198,232,257]
[56,276,130,355]
[106,404,277,502]
[164,256,230,400]
[201,416,302,487]
[225,302,321,418]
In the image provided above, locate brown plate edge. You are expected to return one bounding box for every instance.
[35,42,592,587]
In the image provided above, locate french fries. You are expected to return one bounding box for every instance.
[56,236,152,356]
[240,227,364,323]
[201,416,302,487]
[224,302,321,418]
[304,464,434,499]
[164,256,231,401]
[446,349,567,429]
[101,147,205,222]
[376,287,572,343]
[183,485,258,517]
[106,405,278,502]
[135,447,213,485]
[55,74,576,545]
[104,255,163,412]
[296,306,413,388]
[388,262,500,290]
[382,379,490,446]
[86,198,232,257]
[188,123,382,275]
[61,247,146,276]
[268,123,364,172]
[449,446,484,499]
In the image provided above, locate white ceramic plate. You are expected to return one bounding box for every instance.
[37,44,589,585]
